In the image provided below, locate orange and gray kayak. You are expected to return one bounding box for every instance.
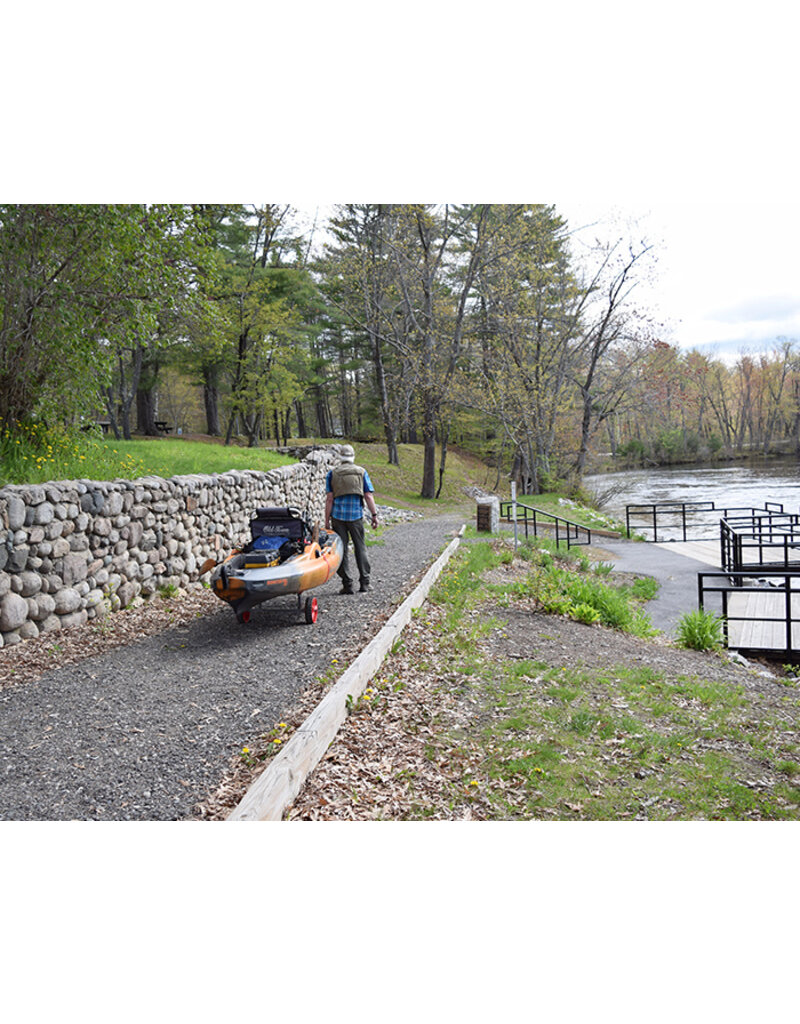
[203,507,343,624]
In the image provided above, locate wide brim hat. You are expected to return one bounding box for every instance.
[339,444,355,463]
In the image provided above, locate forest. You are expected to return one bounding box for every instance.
[1,203,798,498]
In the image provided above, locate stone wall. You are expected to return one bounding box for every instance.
[0,445,344,649]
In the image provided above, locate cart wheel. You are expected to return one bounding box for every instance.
[304,596,318,624]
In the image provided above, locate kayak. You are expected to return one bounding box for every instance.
[202,506,343,624]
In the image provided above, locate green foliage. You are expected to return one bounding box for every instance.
[676,609,725,651]
[0,204,218,429]
[0,429,292,485]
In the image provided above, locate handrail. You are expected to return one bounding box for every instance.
[721,514,800,573]
[626,500,786,542]
[698,569,800,655]
[499,500,592,549]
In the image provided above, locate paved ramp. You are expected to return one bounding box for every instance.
[597,538,719,636]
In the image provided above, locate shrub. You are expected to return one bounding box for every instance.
[676,609,725,651]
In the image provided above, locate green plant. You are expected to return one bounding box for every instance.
[676,609,725,651]
[571,602,602,625]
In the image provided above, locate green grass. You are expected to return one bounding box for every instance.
[0,423,294,486]
[1,428,491,517]
[515,492,626,534]
[394,538,800,820]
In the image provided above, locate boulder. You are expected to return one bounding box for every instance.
[0,592,29,632]
[53,588,81,615]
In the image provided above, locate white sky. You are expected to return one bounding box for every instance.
[564,202,800,360]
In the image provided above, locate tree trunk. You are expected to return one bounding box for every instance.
[136,386,158,436]
[294,399,306,438]
[203,369,220,435]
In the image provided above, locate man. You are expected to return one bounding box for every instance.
[325,444,379,594]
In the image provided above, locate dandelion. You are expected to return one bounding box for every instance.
[242,747,250,754]
[273,738,282,745]
[469,780,479,787]
[277,722,287,729]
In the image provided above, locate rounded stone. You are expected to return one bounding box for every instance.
[0,592,29,631]
[53,588,81,614]
[19,571,42,597]
[19,619,39,640]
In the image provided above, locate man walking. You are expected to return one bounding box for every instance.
[325,444,379,594]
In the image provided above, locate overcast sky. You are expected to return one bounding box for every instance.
[564,202,800,361]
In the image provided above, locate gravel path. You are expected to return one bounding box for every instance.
[0,514,465,821]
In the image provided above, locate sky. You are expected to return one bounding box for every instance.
[565,202,800,361]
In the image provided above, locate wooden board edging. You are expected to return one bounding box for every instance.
[227,525,466,821]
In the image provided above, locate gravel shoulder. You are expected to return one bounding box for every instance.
[0,513,465,820]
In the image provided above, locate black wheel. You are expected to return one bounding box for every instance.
[304,596,318,624]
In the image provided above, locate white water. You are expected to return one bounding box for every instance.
[584,457,800,538]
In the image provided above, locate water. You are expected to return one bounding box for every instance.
[584,456,800,539]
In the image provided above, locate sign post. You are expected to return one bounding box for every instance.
[511,480,518,552]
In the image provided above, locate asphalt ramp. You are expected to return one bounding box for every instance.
[592,539,709,637]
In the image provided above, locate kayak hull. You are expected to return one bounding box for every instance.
[210,533,344,622]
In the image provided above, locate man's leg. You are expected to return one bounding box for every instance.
[331,518,354,592]
[349,518,371,590]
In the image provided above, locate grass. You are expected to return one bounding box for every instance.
[675,609,725,651]
[405,537,800,820]
[515,491,627,534]
[0,427,489,517]
[0,423,293,486]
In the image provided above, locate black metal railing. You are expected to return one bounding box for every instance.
[720,513,800,573]
[499,501,592,549]
[626,500,785,542]
[697,569,800,656]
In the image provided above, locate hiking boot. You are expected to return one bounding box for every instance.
[339,584,354,595]
[359,581,371,592]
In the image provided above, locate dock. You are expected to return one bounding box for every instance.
[657,540,799,655]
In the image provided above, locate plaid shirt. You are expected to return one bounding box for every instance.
[326,468,374,521]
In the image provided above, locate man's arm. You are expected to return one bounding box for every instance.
[325,491,334,530]
[364,491,378,529]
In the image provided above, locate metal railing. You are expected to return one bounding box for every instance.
[698,569,800,656]
[499,500,592,549]
[626,500,785,542]
[720,513,800,573]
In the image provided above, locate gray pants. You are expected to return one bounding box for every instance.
[331,517,370,588]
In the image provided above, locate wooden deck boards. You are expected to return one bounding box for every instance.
[726,590,800,652]
[655,540,721,567]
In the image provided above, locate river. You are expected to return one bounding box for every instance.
[584,456,800,538]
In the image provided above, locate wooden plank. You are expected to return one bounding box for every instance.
[656,540,720,567]
[728,589,799,651]
[227,526,466,821]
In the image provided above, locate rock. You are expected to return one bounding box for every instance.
[6,495,26,530]
[39,615,62,634]
[18,571,42,597]
[7,545,29,572]
[33,502,55,526]
[19,619,39,640]
[53,588,81,614]
[33,593,56,620]
[0,592,29,631]
[59,610,88,629]
[62,551,89,587]
[0,571,9,597]
[51,538,71,559]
